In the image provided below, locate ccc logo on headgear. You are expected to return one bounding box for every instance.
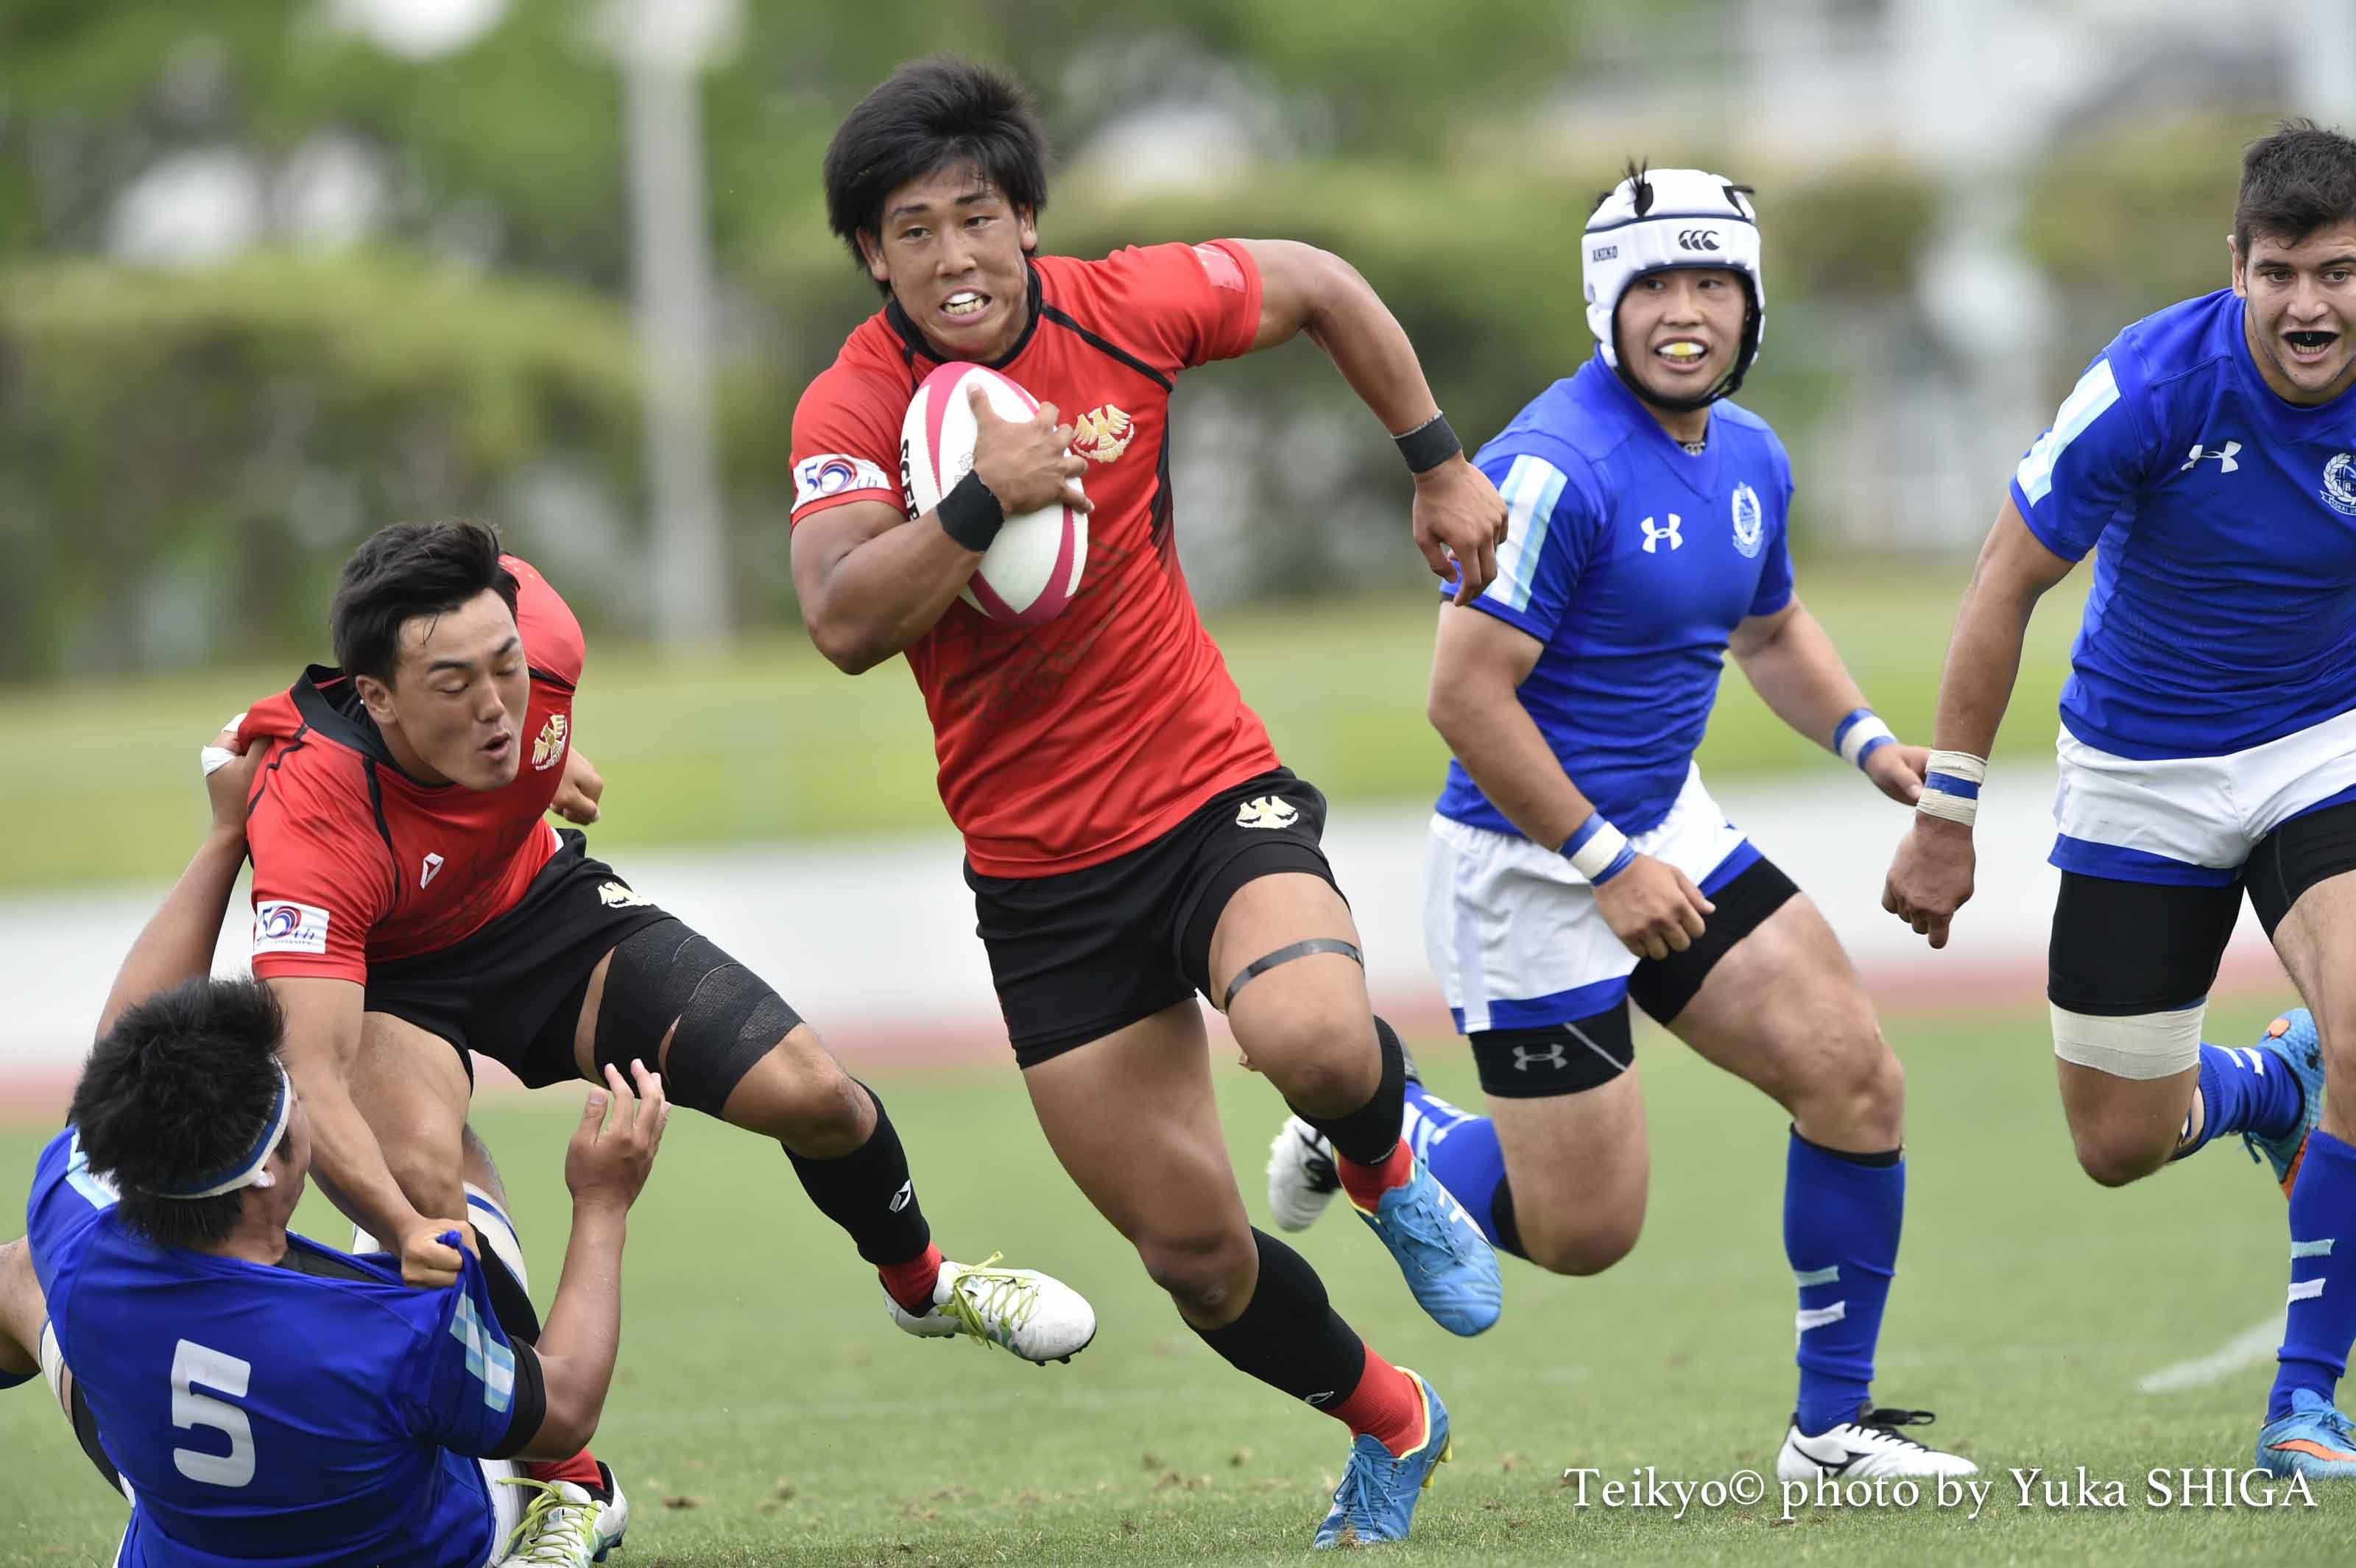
[1677,229,1720,251]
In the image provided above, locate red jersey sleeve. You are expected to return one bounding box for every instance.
[1089,240,1263,374]
[244,747,395,984]
[789,359,907,527]
[504,556,584,687]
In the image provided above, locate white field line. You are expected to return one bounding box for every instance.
[2135,1312,2285,1394]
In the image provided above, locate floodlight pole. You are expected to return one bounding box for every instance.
[619,0,732,651]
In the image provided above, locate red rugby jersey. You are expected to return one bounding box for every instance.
[790,241,1281,877]
[238,556,584,983]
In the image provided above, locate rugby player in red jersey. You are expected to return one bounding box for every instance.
[227,524,1095,1404]
[789,60,1509,1548]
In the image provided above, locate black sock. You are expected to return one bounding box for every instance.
[1491,1173,1528,1262]
[783,1082,933,1266]
[1291,1014,1407,1168]
[1193,1229,1369,1407]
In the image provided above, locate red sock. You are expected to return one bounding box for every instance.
[878,1242,945,1315]
[1329,1346,1427,1458]
[523,1449,604,1494]
[1336,1138,1414,1212]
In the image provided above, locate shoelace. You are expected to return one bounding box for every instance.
[1848,1407,1939,1451]
[495,1477,599,1564]
[1325,1435,1401,1540]
[1382,1176,1484,1274]
[934,1252,1040,1348]
[1297,1131,1339,1193]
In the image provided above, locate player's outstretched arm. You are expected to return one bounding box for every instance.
[1882,498,2075,947]
[518,1062,669,1460]
[792,388,1089,673]
[1727,598,1927,805]
[93,721,261,1042]
[1229,239,1507,604]
[1430,604,1711,961]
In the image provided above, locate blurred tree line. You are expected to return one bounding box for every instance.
[0,0,2267,677]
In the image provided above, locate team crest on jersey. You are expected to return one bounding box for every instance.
[1731,483,1763,558]
[1071,405,1135,464]
[1236,795,1299,830]
[2324,453,2356,517]
[532,713,568,771]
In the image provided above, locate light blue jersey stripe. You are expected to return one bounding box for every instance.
[1486,454,1567,612]
[2014,358,2120,506]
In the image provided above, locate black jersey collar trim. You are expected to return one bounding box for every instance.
[884,260,1044,372]
[291,666,448,788]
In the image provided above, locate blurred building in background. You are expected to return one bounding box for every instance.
[0,0,2346,677]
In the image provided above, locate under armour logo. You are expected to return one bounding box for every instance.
[1513,1044,1568,1072]
[1641,514,1682,553]
[2181,440,2241,473]
[889,1180,914,1213]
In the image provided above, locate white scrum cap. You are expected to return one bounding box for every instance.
[1581,166,1764,392]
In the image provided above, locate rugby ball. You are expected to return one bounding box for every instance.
[901,362,1087,625]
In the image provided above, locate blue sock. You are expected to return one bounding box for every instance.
[1400,1080,1523,1258]
[1787,1130,1905,1436]
[2179,1043,2304,1157]
[2271,1129,2356,1422]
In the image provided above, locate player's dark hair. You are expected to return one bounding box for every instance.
[2235,119,2356,255]
[331,521,520,685]
[70,978,291,1251]
[823,56,1049,289]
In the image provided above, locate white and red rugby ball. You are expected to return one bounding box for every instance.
[900,361,1087,626]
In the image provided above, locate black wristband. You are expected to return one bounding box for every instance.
[936,470,1005,552]
[1394,412,1462,475]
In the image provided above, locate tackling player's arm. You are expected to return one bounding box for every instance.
[1727,598,1928,805]
[1230,239,1507,604]
[1881,498,2075,947]
[791,398,1091,674]
[514,1062,670,1458]
[1429,605,1714,961]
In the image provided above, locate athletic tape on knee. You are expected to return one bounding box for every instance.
[594,922,801,1115]
[2050,1001,2204,1081]
[1221,938,1362,1012]
[1471,1012,1633,1099]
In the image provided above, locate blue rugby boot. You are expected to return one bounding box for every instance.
[1313,1370,1452,1548]
[1351,1154,1501,1337]
[2257,1389,2356,1479]
[2245,1009,2324,1193]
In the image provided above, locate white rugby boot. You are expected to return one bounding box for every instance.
[1777,1405,1978,1480]
[1267,1115,1342,1233]
[498,1462,629,1564]
[887,1254,1096,1365]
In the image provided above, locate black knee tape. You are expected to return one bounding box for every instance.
[594,920,802,1116]
[1471,1009,1633,1098]
[1221,938,1361,1012]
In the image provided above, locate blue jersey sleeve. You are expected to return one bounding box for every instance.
[393,1234,523,1458]
[2008,347,2157,562]
[1457,449,1607,643]
[25,1129,117,1301]
[1747,439,1797,618]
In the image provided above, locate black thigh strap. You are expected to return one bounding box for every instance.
[1221,938,1362,1012]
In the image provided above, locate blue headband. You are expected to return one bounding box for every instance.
[147,1065,294,1201]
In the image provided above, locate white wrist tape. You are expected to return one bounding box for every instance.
[1562,813,1637,886]
[1833,707,1897,770]
[200,712,249,778]
[1917,749,1986,827]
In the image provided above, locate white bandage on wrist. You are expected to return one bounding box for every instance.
[1832,707,1897,770]
[199,712,249,778]
[1562,813,1637,886]
[1917,749,1986,827]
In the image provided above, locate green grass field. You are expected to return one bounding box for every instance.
[0,568,2088,891]
[6,997,2346,1567]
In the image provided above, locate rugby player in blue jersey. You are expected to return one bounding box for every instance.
[0,731,666,1566]
[1884,120,2356,1480]
[1272,165,1977,1480]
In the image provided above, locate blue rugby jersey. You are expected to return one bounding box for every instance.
[1434,352,1796,840]
[26,1127,526,1568]
[2011,289,2356,760]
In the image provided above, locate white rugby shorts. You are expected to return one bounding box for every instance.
[1425,764,1754,1034]
[2051,705,2356,885]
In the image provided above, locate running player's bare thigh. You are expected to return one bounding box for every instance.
[1487,1068,1649,1275]
[2268,869,2356,1145]
[352,1010,473,1221]
[1208,873,1375,1116]
[1665,893,1903,1152]
[1021,1001,1258,1327]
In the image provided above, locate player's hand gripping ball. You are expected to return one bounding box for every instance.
[902,362,1090,625]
